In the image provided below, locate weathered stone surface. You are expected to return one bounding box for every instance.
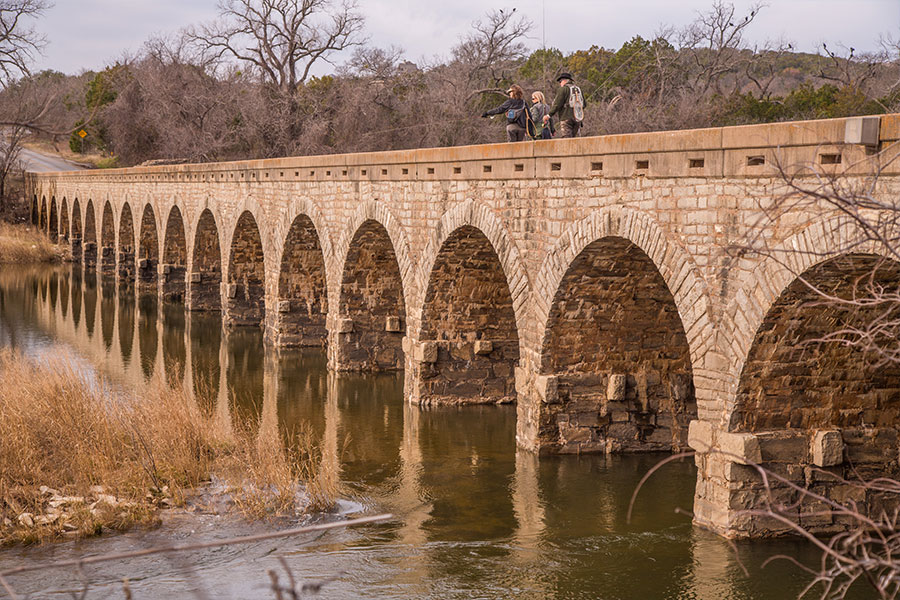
[811,430,843,467]
[717,431,761,465]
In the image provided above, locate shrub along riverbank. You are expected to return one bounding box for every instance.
[0,350,339,546]
[0,223,65,263]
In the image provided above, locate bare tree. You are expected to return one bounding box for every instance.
[678,1,764,96]
[0,0,48,87]
[187,0,365,93]
[453,8,533,90]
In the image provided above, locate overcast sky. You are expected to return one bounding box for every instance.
[30,0,900,75]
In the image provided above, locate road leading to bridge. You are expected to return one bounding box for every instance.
[19,147,85,173]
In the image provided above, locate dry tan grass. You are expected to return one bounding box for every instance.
[0,350,339,545]
[0,222,61,263]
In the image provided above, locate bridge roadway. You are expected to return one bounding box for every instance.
[26,115,900,538]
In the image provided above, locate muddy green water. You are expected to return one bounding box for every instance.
[0,265,867,599]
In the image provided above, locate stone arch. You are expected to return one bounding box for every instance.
[724,217,887,397]
[39,196,47,231]
[334,200,414,310]
[334,219,407,371]
[60,198,69,242]
[162,206,187,302]
[190,208,222,311]
[48,197,58,243]
[71,199,83,262]
[100,201,116,273]
[83,199,98,268]
[415,224,520,405]
[30,195,38,226]
[118,203,135,282]
[138,204,159,290]
[226,210,266,327]
[275,213,328,346]
[729,252,900,433]
[417,200,530,342]
[538,236,697,453]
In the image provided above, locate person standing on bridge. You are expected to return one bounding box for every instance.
[481,85,529,142]
[544,73,585,138]
[529,91,553,139]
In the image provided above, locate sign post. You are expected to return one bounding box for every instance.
[77,129,87,154]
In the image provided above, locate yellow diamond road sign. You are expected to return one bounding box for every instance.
[77,129,87,138]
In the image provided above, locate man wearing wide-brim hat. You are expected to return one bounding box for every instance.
[544,72,586,138]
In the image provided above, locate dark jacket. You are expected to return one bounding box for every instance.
[484,98,528,128]
[548,84,586,123]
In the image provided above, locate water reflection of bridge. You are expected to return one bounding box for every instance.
[3,265,835,595]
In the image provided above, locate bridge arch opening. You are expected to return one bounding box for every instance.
[83,200,98,268]
[39,196,47,231]
[48,198,58,243]
[138,204,159,291]
[190,209,222,311]
[100,201,116,274]
[539,236,696,454]
[276,214,327,347]
[416,225,519,405]
[118,203,135,282]
[162,206,187,302]
[732,253,900,432]
[226,211,265,327]
[71,199,83,262]
[30,195,37,225]
[60,198,69,242]
[336,219,406,371]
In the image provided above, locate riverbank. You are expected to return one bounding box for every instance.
[0,223,66,263]
[0,350,338,546]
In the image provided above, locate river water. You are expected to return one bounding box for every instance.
[0,265,864,599]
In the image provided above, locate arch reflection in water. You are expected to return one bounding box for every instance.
[225,326,265,435]
[162,302,186,388]
[190,311,222,415]
[118,287,135,367]
[83,271,97,338]
[138,293,158,380]
[100,275,116,351]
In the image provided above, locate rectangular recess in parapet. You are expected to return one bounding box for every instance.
[453,166,462,174]
[590,162,603,171]
[689,158,705,168]
[427,167,435,174]
[309,170,315,176]
[382,168,389,175]
[819,153,842,165]
[402,168,409,175]
[483,165,492,173]
[746,155,765,166]
[342,170,348,176]
[361,169,367,175]
[551,162,561,171]
[326,170,331,176]
[636,160,649,170]
[514,164,524,172]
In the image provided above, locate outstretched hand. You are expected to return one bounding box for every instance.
[481,112,489,118]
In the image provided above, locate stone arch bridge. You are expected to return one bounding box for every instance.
[27,115,900,538]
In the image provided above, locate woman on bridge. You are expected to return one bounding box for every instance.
[481,84,530,142]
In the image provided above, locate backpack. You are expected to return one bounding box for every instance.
[567,85,584,122]
[506,101,526,125]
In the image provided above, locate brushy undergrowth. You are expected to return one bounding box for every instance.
[0,222,62,263]
[0,350,341,546]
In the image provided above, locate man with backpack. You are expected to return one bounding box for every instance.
[544,73,585,138]
[481,84,530,142]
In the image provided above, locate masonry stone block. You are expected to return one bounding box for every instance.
[190,273,202,283]
[811,430,843,467]
[278,300,291,313]
[474,340,493,355]
[338,318,354,333]
[414,342,437,364]
[688,419,714,452]
[717,431,761,466]
[385,316,402,332]
[607,373,626,402]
